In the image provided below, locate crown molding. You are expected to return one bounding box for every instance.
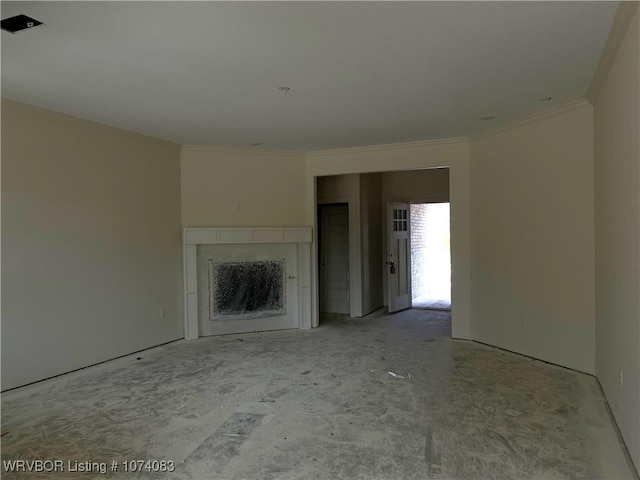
[467,99,591,142]
[587,1,639,104]
[181,144,306,158]
[307,137,467,158]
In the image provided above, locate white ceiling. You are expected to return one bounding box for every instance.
[1,1,617,151]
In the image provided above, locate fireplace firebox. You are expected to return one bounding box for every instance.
[209,259,286,320]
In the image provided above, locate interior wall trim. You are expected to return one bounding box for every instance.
[467,99,592,142]
[307,137,467,158]
[181,145,306,158]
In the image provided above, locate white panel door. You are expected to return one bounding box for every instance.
[387,202,411,313]
[320,205,350,314]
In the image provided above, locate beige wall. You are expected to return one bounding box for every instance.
[307,139,471,338]
[359,173,383,315]
[381,167,450,204]
[1,99,183,391]
[317,173,359,201]
[180,146,306,227]
[469,101,595,374]
[592,4,640,470]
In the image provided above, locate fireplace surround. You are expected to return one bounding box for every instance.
[183,227,312,339]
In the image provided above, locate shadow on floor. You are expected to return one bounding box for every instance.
[412,296,451,310]
[319,308,452,339]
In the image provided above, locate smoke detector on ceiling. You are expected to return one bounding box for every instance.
[1,14,43,34]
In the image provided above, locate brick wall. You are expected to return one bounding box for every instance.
[410,203,451,302]
[410,204,429,299]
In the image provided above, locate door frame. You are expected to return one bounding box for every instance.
[386,201,412,313]
[382,196,449,308]
[318,203,351,315]
[408,200,452,310]
[309,160,470,341]
[316,196,361,318]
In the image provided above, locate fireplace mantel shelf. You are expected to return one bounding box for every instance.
[183,227,313,340]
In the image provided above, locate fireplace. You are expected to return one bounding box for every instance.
[183,227,312,339]
[208,259,286,320]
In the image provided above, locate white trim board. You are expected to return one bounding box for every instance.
[181,145,306,158]
[307,137,466,158]
[183,227,313,340]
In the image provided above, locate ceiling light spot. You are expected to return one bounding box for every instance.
[541,96,552,102]
[480,116,495,121]
[1,14,43,34]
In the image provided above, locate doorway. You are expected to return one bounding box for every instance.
[318,204,350,315]
[386,202,412,313]
[410,202,451,310]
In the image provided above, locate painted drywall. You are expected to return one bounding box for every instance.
[469,102,595,375]
[1,99,183,391]
[381,168,450,306]
[592,4,640,471]
[317,173,359,201]
[307,139,471,339]
[359,173,383,316]
[381,167,450,204]
[180,146,306,227]
[317,174,362,317]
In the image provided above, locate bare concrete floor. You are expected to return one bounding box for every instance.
[2,309,637,480]
[411,297,451,310]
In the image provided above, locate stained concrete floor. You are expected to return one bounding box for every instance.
[2,309,638,480]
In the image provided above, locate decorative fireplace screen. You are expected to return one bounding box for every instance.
[208,259,286,320]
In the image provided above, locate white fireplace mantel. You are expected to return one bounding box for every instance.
[183,227,313,340]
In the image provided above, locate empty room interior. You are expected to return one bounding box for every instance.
[1,2,639,479]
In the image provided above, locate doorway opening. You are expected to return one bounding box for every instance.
[410,202,451,310]
[318,203,350,316]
